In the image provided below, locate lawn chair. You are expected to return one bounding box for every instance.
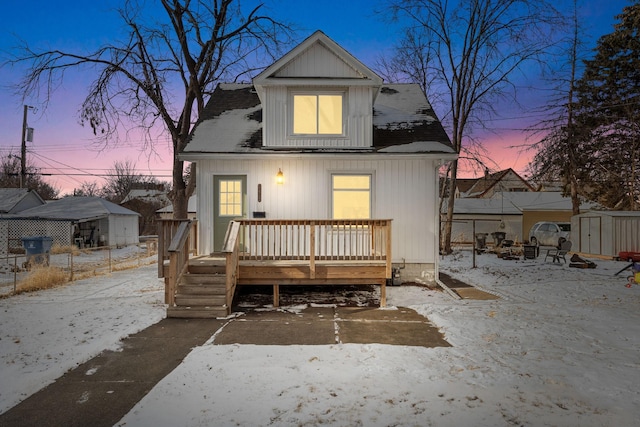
[544,240,572,263]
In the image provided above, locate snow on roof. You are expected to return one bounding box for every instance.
[445,197,522,215]
[379,141,455,154]
[446,192,598,215]
[182,83,454,156]
[574,210,640,217]
[0,188,44,213]
[372,84,435,128]
[121,189,170,205]
[16,196,139,221]
[501,192,597,211]
[0,189,29,213]
[187,105,262,153]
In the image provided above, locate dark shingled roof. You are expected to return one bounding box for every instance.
[184,83,453,154]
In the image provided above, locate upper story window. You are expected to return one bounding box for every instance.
[292,93,343,135]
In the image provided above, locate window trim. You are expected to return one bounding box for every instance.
[289,90,347,137]
[331,173,373,220]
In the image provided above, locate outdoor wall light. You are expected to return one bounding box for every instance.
[276,168,284,185]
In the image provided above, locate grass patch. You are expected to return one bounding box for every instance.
[50,243,80,256]
[15,265,70,294]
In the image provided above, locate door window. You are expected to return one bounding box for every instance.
[219,179,243,217]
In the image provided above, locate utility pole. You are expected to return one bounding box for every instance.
[20,105,34,188]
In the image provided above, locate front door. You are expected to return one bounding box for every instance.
[213,175,247,251]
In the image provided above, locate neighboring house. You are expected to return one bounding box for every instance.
[156,195,197,220]
[9,196,140,248]
[121,188,170,206]
[514,192,597,242]
[121,189,171,236]
[444,191,596,244]
[443,196,522,245]
[180,31,457,281]
[453,178,478,198]
[459,168,535,198]
[0,188,45,214]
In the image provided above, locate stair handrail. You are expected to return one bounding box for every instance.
[157,219,197,278]
[165,220,194,306]
[221,220,241,311]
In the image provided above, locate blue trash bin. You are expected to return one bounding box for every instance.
[21,236,53,267]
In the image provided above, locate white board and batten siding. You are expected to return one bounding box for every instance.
[196,156,440,264]
[261,86,374,149]
[274,42,364,79]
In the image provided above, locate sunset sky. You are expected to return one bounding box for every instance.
[0,0,632,195]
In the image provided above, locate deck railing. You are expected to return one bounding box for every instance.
[238,219,392,277]
[160,220,196,305]
[221,221,242,310]
[158,219,197,278]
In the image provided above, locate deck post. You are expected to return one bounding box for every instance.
[309,222,316,279]
[273,284,280,307]
[380,279,386,307]
[385,221,392,278]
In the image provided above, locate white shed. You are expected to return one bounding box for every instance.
[571,211,640,258]
[15,197,140,247]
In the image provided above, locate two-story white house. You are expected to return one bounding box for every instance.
[180,30,456,285]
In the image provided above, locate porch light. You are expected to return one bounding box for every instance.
[276,168,284,185]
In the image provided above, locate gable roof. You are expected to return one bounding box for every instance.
[182,82,454,156]
[253,30,383,91]
[15,197,139,221]
[463,169,535,198]
[444,191,597,214]
[0,188,45,213]
[121,189,170,206]
[455,179,477,194]
[156,195,197,214]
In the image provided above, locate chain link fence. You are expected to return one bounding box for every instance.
[0,240,158,297]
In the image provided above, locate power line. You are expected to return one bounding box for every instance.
[28,152,172,182]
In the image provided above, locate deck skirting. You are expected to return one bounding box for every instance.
[237,260,387,307]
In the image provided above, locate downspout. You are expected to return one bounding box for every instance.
[434,159,461,300]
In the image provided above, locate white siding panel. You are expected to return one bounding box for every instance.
[196,157,438,264]
[275,43,362,78]
[263,87,287,147]
[349,87,372,148]
[263,86,373,148]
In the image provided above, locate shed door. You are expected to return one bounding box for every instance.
[213,175,247,251]
[580,217,601,254]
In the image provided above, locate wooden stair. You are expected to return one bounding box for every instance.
[167,259,230,318]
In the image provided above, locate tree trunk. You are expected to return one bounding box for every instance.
[443,159,458,254]
[570,174,580,216]
[171,155,188,219]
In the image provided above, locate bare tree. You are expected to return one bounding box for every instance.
[382,0,564,253]
[10,0,292,218]
[72,181,102,197]
[0,151,59,199]
[528,0,586,215]
[102,159,143,203]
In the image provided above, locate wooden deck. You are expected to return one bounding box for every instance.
[160,219,391,317]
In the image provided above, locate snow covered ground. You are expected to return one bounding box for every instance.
[1,250,639,426]
[0,262,165,413]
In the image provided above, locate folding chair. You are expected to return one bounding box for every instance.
[544,240,572,263]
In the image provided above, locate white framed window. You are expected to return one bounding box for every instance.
[292,93,344,135]
[332,174,371,219]
[218,179,243,216]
